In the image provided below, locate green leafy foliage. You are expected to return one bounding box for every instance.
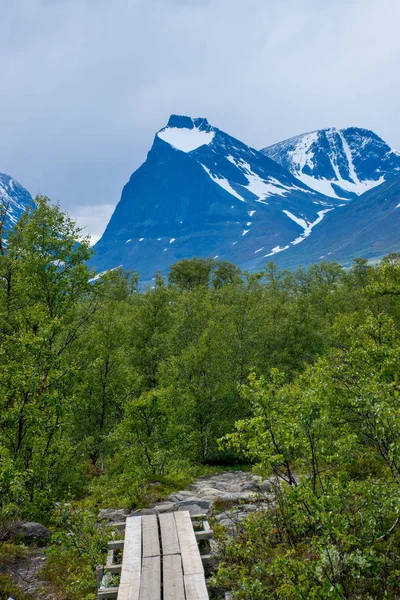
[3,200,400,597]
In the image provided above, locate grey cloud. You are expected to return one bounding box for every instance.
[1,0,399,242]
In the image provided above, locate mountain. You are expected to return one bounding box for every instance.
[261,127,400,201]
[0,172,34,229]
[92,115,340,279]
[266,173,400,270]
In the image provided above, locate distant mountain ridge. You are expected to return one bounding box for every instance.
[0,172,34,229]
[261,127,400,201]
[270,173,400,269]
[90,116,400,278]
[91,115,340,279]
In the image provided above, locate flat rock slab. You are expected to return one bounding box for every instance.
[176,499,211,510]
[99,508,131,523]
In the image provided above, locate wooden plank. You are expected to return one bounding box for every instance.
[118,516,142,600]
[96,564,104,588]
[159,512,180,556]
[139,556,161,600]
[174,511,204,576]
[97,587,119,599]
[163,554,185,600]
[106,549,115,567]
[118,583,143,600]
[142,515,160,558]
[203,520,211,532]
[108,540,124,550]
[105,564,122,574]
[184,574,209,600]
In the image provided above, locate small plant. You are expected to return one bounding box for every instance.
[42,504,111,600]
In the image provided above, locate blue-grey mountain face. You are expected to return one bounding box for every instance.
[261,128,400,201]
[266,173,400,270]
[92,116,340,279]
[0,172,34,229]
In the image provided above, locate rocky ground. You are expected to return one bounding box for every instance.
[100,470,275,529]
[6,470,275,599]
[3,548,59,600]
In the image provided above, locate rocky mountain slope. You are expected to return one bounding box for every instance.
[269,173,400,269]
[91,116,339,279]
[0,171,34,230]
[90,117,400,278]
[261,127,400,201]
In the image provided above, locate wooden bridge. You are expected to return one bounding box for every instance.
[97,511,211,600]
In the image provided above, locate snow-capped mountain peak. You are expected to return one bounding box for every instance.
[157,115,215,152]
[261,127,400,200]
[0,172,34,228]
[92,115,343,280]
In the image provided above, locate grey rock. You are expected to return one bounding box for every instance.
[153,502,176,513]
[98,508,130,522]
[177,503,207,515]
[196,487,228,499]
[241,482,258,491]
[10,521,51,545]
[176,498,211,510]
[130,508,157,516]
[211,483,230,491]
[256,481,273,493]
[167,493,190,502]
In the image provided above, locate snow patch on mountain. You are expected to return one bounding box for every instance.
[201,165,244,201]
[264,244,290,257]
[0,172,34,228]
[284,208,334,245]
[262,127,400,201]
[287,132,319,172]
[158,123,215,152]
[92,114,343,280]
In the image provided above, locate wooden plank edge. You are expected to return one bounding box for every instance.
[108,540,124,549]
[105,564,122,574]
[96,565,104,588]
[97,587,119,599]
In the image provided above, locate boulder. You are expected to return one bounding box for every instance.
[10,521,51,545]
[256,480,273,493]
[130,508,157,516]
[153,502,176,513]
[176,503,207,516]
[98,508,130,523]
[175,498,211,510]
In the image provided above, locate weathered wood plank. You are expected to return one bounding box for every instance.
[184,574,209,600]
[108,540,124,550]
[118,516,142,600]
[97,587,119,599]
[118,583,143,600]
[96,564,104,588]
[106,549,115,567]
[139,556,161,600]
[159,512,180,556]
[163,554,185,600]
[142,515,160,558]
[175,511,204,576]
[105,564,122,574]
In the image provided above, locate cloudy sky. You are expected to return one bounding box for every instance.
[1,0,399,243]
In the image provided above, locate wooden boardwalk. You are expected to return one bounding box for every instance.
[97,511,211,600]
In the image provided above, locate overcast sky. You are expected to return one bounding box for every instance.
[1,0,400,243]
